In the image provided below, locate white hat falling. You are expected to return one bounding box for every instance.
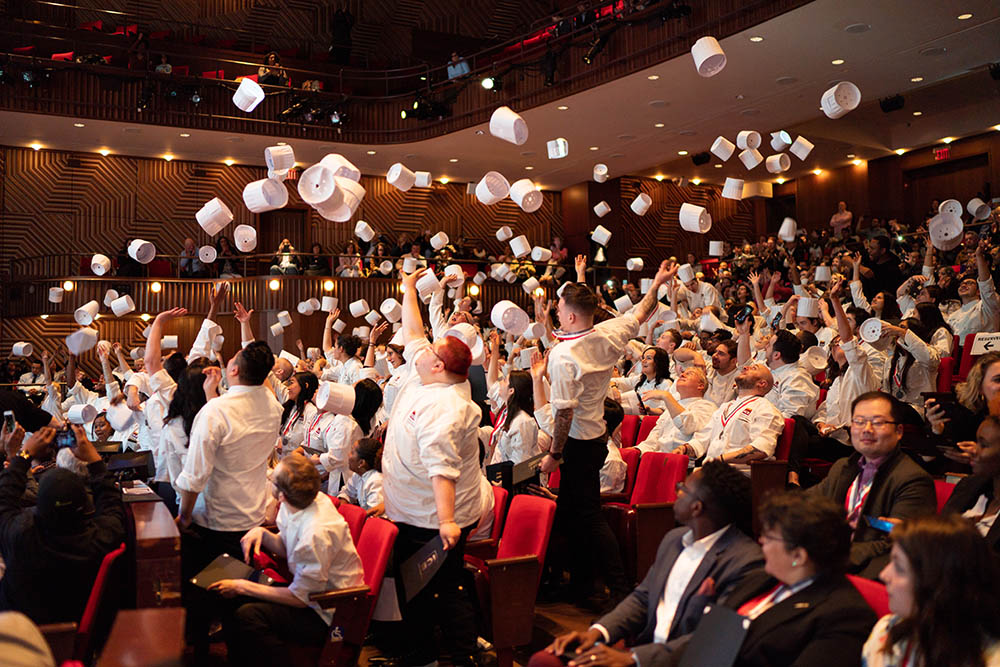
[354,326,371,338]
[277,310,292,327]
[386,163,417,191]
[307,298,321,311]
[103,289,119,307]
[67,404,98,425]
[778,217,798,242]
[532,247,553,262]
[265,145,295,176]
[414,171,432,187]
[722,177,744,200]
[349,299,370,318]
[243,179,288,213]
[489,106,529,145]
[859,318,884,344]
[594,201,611,217]
[268,168,287,182]
[128,239,156,264]
[593,163,609,183]
[510,179,543,213]
[613,294,633,313]
[496,226,513,242]
[354,220,376,243]
[739,148,764,170]
[631,193,653,216]
[814,265,832,282]
[74,300,100,326]
[66,327,98,355]
[415,272,441,300]
[928,213,963,251]
[199,245,217,263]
[106,400,136,432]
[443,264,465,285]
[297,301,315,316]
[801,345,828,374]
[12,342,32,357]
[233,225,257,252]
[379,260,394,274]
[626,258,643,271]
[430,231,450,250]
[444,323,485,365]
[332,319,346,333]
[523,322,546,340]
[326,177,365,221]
[699,310,726,333]
[298,163,344,211]
[402,257,418,273]
[736,131,762,150]
[270,322,284,337]
[490,300,529,336]
[319,154,362,183]
[232,77,265,112]
[316,381,356,414]
[49,287,64,303]
[709,241,725,256]
[796,297,820,318]
[195,197,233,236]
[546,138,569,159]
[968,198,991,221]
[380,298,402,323]
[765,154,791,173]
[679,203,712,234]
[592,224,612,246]
[938,199,963,218]
[690,36,726,77]
[711,136,736,161]
[130,347,144,360]
[789,136,814,161]
[473,271,487,285]
[111,295,136,317]
[365,310,381,326]
[476,172,510,205]
[509,235,531,259]
[820,81,861,119]
[322,296,338,312]
[91,254,111,276]
[770,131,792,152]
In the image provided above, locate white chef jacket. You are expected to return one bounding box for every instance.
[547,313,640,441]
[765,362,819,420]
[315,413,362,493]
[679,281,724,319]
[337,357,363,386]
[946,278,1000,339]
[280,402,317,455]
[814,339,880,430]
[162,417,189,486]
[268,371,290,405]
[706,365,738,407]
[488,410,541,465]
[174,384,283,532]
[276,493,364,625]
[382,363,407,415]
[689,395,784,461]
[428,287,450,341]
[337,468,384,512]
[146,369,177,483]
[882,330,939,412]
[637,397,717,454]
[382,337,483,529]
[624,376,673,416]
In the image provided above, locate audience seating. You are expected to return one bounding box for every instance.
[603,452,687,584]
[52,51,74,61]
[172,65,190,76]
[465,485,510,560]
[957,333,980,382]
[620,415,640,447]
[635,415,659,446]
[600,446,640,504]
[97,608,185,667]
[335,500,366,545]
[79,20,104,32]
[465,495,557,667]
[847,575,890,617]
[146,258,174,277]
[934,479,956,513]
[938,357,955,392]
[749,418,795,535]
[547,467,560,490]
[40,542,127,664]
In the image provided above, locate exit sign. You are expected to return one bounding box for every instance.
[934,146,951,161]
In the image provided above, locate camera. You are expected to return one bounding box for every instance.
[55,428,76,449]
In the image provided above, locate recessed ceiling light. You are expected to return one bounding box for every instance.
[29,142,42,151]
[520,151,535,157]
[941,137,955,144]
[919,46,947,57]
[123,127,141,134]
[910,76,924,82]
[994,125,1000,132]
[449,158,458,163]
[749,36,764,42]
[609,153,624,158]
[691,178,701,185]
[276,141,287,145]
[617,134,635,140]
[846,153,856,158]
[439,177,449,184]
[647,74,660,80]
[852,159,863,166]
[957,13,973,20]
[831,58,845,65]
[812,168,823,175]
[524,166,534,170]
[648,100,668,108]
[677,150,688,156]
[589,146,599,151]
[366,150,376,155]
[714,164,722,168]
[844,23,871,34]
[895,148,906,155]
[776,177,786,184]
[98,149,110,156]
[179,132,191,138]
[775,76,798,85]
[73,122,85,128]
[163,154,174,161]
[654,123,664,128]
[655,175,664,181]
[226,136,243,143]
[557,105,569,110]
[912,111,922,116]
[224,159,235,166]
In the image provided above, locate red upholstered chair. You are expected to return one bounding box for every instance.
[466,495,557,667]
[40,542,127,664]
[215,38,237,49]
[146,258,173,277]
[635,415,659,446]
[466,485,509,560]
[335,499,366,545]
[848,575,890,617]
[620,415,640,447]
[243,73,259,83]
[937,357,955,392]
[750,418,795,536]
[13,46,36,55]
[601,446,640,504]
[79,20,103,31]
[52,51,74,61]
[546,467,560,490]
[201,69,224,79]
[149,30,172,40]
[957,333,979,382]
[604,452,687,584]
[172,65,189,76]
[934,479,956,513]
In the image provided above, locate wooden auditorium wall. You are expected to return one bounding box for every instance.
[0,145,562,275]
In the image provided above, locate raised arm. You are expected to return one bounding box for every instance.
[829,279,853,343]
[735,316,752,367]
[748,271,767,316]
[206,282,229,324]
[400,268,427,344]
[145,307,187,375]
[234,301,255,345]
[631,261,674,325]
[364,322,387,368]
[40,349,52,385]
[322,308,341,355]
[574,254,587,283]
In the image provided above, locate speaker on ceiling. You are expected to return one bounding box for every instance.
[691,151,711,166]
[879,95,905,113]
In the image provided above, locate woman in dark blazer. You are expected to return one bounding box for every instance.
[941,415,1000,552]
[670,492,877,667]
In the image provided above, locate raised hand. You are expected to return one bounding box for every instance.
[370,321,388,343]
[155,307,188,322]
[325,308,341,325]
[234,302,253,323]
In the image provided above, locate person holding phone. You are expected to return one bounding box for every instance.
[940,416,1000,552]
[927,351,1000,447]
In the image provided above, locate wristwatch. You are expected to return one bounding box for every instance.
[17,449,31,460]
[548,451,563,461]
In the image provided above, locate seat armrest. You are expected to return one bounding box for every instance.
[309,584,371,609]
[39,622,78,664]
[464,537,498,561]
[600,492,628,504]
[483,555,540,648]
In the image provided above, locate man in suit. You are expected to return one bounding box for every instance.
[533,460,762,666]
[809,391,936,578]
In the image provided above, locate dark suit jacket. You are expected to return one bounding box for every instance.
[595,524,762,666]
[942,473,1000,552]
[809,448,935,578]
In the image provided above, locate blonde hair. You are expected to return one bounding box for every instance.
[956,351,1000,413]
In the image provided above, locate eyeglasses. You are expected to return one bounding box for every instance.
[850,417,899,429]
[675,481,702,501]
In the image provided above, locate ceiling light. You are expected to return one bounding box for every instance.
[691,179,701,185]
[180,133,191,138]
[942,137,955,144]
[535,184,543,191]
[469,284,481,297]
[323,280,335,291]
[654,123,665,128]
[524,166,534,170]
[367,150,376,155]
[140,313,151,321]
[957,13,972,20]
[439,177,449,184]
[481,76,495,90]
[749,36,764,42]
[895,148,906,155]
[776,177,786,184]
[557,105,569,110]
[647,75,660,80]
[94,314,100,320]
[276,141,286,145]
[852,159,863,166]
[448,158,458,162]
[846,153,855,158]
[714,164,722,168]
[912,111,922,116]
[812,168,823,176]
[677,150,688,156]
[163,154,174,161]
[655,175,664,181]
[73,122,85,128]
[910,76,923,82]
[268,279,280,291]
[994,125,1000,132]
[831,58,845,65]
[98,149,110,156]
[150,281,162,293]
[40,314,48,320]
[62,280,74,291]
[224,159,235,166]
[29,143,41,151]
[589,146,599,151]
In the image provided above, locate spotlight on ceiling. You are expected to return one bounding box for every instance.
[879,94,905,113]
[691,151,711,166]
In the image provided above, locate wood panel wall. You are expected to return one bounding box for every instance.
[0,145,562,277]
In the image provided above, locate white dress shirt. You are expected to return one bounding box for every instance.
[600,443,627,494]
[651,526,728,642]
[637,397,717,454]
[277,492,365,625]
[547,313,640,440]
[946,278,1000,339]
[337,469,384,512]
[765,362,819,419]
[174,384,283,532]
[162,417,189,486]
[382,338,483,529]
[689,395,784,462]
[706,366,739,407]
[488,410,541,465]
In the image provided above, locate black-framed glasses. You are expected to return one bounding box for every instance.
[850,417,899,429]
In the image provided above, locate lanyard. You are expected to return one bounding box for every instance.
[281,407,300,436]
[489,407,507,452]
[845,472,875,523]
[305,410,332,449]
[721,396,759,427]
